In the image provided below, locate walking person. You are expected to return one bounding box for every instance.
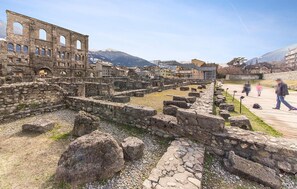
[256,83,263,97]
[273,78,297,111]
[242,81,251,96]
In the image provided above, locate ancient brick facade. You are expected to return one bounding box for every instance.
[0,10,89,79]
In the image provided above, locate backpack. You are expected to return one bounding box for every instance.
[253,103,262,110]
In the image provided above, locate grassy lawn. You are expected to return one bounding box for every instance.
[129,85,200,113]
[218,92,282,137]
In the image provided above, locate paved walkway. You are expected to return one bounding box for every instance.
[224,84,297,139]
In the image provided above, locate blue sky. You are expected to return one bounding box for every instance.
[1,0,297,63]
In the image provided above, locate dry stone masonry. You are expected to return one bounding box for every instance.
[143,138,205,189]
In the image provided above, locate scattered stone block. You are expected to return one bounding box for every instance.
[134,92,144,97]
[191,88,197,92]
[111,96,130,103]
[188,92,200,97]
[22,119,55,133]
[163,105,179,116]
[56,131,125,185]
[173,96,196,103]
[121,137,144,161]
[219,103,235,112]
[224,151,282,189]
[72,111,100,137]
[157,89,162,92]
[219,110,231,120]
[197,85,203,89]
[163,100,189,109]
[229,115,252,130]
[180,86,189,91]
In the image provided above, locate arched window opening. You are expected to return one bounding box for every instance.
[61,52,65,59]
[60,71,67,76]
[23,46,28,54]
[76,40,81,49]
[60,36,66,46]
[13,22,23,35]
[35,47,39,55]
[16,44,21,53]
[41,48,46,56]
[47,49,52,57]
[39,29,47,40]
[7,43,14,52]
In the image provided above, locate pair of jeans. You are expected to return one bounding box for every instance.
[276,95,295,109]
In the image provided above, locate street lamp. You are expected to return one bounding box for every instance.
[240,96,245,114]
[232,90,237,102]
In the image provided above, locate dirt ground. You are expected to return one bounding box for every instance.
[129,85,202,113]
[0,110,74,189]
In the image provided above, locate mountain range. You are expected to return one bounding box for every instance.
[88,49,154,67]
[246,43,297,65]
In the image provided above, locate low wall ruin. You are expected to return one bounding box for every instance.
[0,82,66,122]
[66,83,297,175]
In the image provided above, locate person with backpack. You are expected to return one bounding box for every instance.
[242,81,251,96]
[273,78,297,111]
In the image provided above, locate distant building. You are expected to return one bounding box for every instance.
[160,68,173,78]
[96,60,112,77]
[285,48,297,69]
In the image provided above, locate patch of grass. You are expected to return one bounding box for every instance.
[220,92,282,137]
[129,85,201,113]
[120,123,147,137]
[49,124,71,141]
[29,102,40,109]
[16,103,27,111]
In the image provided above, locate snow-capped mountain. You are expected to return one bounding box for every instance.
[246,43,297,65]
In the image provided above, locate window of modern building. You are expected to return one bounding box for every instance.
[76,40,81,49]
[8,43,14,52]
[16,44,21,53]
[23,45,28,54]
[60,35,66,46]
[13,22,23,35]
[39,29,47,40]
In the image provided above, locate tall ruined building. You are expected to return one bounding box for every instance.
[0,10,89,78]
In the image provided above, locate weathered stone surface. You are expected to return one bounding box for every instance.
[219,110,231,120]
[56,130,125,185]
[22,119,55,133]
[121,137,144,160]
[173,96,196,103]
[219,103,235,112]
[224,151,282,189]
[188,92,200,97]
[72,111,99,137]
[163,105,179,116]
[111,96,130,103]
[163,100,189,109]
[229,115,252,130]
[180,86,190,91]
[143,138,205,189]
[134,91,144,97]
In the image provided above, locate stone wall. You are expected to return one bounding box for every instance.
[66,83,297,175]
[226,74,261,80]
[263,70,297,80]
[210,127,297,174]
[0,82,66,122]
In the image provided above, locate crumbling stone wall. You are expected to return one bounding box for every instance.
[66,83,297,175]
[0,82,66,122]
[2,10,89,78]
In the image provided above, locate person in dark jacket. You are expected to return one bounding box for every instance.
[273,78,297,111]
[243,81,251,96]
